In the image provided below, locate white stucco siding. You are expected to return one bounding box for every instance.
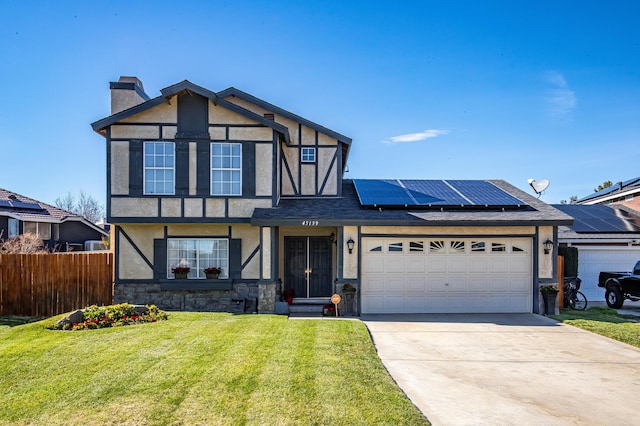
[301,164,315,195]
[120,101,177,123]
[232,225,261,279]
[318,147,337,195]
[111,198,158,217]
[228,199,272,218]
[262,227,272,280]
[110,125,159,139]
[343,226,358,279]
[110,142,129,195]
[117,225,164,280]
[229,127,273,141]
[209,101,258,125]
[255,144,273,196]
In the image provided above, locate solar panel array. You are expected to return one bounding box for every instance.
[0,199,43,210]
[554,204,640,233]
[353,179,525,208]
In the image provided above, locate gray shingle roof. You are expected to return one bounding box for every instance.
[251,180,573,227]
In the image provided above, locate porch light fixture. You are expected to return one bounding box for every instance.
[346,237,355,254]
[543,239,553,254]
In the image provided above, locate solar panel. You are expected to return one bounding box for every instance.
[447,180,524,206]
[0,200,12,208]
[554,204,640,233]
[353,179,526,209]
[353,180,417,206]
[10,201,42,210]
[402,180,467,205]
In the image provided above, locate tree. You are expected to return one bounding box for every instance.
[559,195,578,205]
[54,191,105,223]
[594,180,613,193]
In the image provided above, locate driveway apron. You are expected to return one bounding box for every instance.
[362,314,640,426]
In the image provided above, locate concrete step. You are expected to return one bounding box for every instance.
[291,297,331,305]
[289,304,324,313]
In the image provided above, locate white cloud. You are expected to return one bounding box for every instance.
[544,70,576,118]
[383,129,450,144]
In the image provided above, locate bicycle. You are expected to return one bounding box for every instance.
[563,277,588,310]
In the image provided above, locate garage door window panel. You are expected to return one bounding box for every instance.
[450,241,465,253]
[430,241,446,253]
[409,241,424,252]
[471,241,486,252]
[492,242,507,252]
[388,242,403,252]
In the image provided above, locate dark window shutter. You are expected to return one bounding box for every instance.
[196,142,210,196]
[153,238,167,281]
[229,238,242,279]
[129,140,143,196]
[242,143,255,197]
[175,141,189,196]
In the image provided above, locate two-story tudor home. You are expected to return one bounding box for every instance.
[92,77,572,314]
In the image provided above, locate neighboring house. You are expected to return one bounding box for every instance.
[0,188,108,251]
[554,203,640,301]
[91,76,572,314]
[577,177,640,209]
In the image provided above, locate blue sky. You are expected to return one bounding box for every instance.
[1,1,639,208]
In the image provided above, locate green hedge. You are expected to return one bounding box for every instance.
[559,246,579,277]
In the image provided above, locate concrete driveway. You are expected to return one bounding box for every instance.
[362,314,640,426]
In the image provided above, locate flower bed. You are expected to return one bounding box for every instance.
[49,303,168,331]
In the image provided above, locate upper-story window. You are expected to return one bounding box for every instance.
[144,142,175,195]
[211,143,241,196]
[301,147,316,163]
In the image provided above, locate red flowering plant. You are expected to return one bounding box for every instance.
[204,267,222,274]
[171,266,191,274]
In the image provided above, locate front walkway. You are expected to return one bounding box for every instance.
[362,313,640,426]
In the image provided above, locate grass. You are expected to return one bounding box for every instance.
[551,307,640,348]
[0,313,427,426]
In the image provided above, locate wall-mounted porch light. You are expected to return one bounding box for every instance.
[346,237,355,254]
[543,239,553,254]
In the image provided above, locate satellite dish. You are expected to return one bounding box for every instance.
[528,178,550,197]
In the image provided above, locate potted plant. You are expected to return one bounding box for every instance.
[282,288,295,305]
[204,266,222,279]
[342,283,357,293]
[539,285,559,315]
[171,266,190,279]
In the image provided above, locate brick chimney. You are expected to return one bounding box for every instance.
[109,76,149,115]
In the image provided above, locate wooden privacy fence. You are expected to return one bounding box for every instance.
[0,252,113,317]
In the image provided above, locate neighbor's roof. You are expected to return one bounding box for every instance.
[0,188,107,235]
[553,204,640,237]
[577,177,640,204]
[251,180,573,227]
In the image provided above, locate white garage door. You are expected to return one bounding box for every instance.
[575,247,640,302]
[361,237,533,314]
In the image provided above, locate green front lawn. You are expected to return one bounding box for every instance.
[0,313,427,426]
[551,307,640,348]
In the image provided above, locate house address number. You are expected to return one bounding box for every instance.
[301,220,319,226]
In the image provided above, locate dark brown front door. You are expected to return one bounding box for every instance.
[284,236,332,298]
